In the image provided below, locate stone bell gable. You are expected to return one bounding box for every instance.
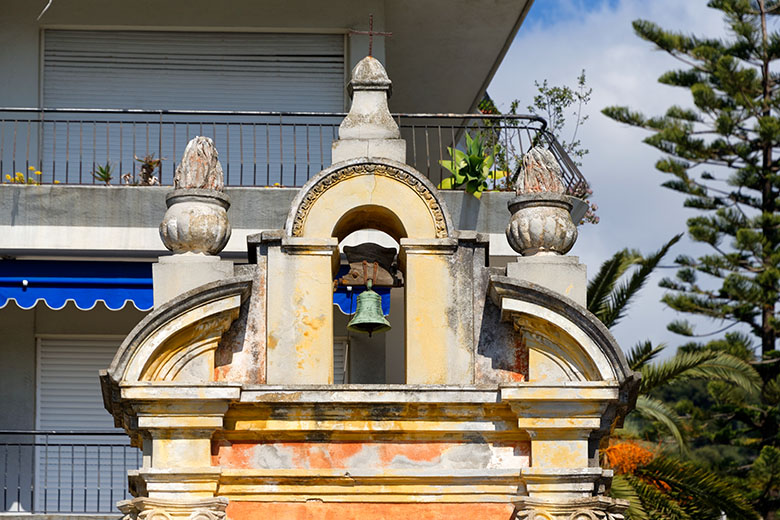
[101,56,639,520]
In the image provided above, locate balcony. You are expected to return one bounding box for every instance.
[0,108,587,192]
[0,430,140,515]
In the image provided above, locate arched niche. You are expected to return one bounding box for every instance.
[488,276,635,385]
[105,277,251,384]
[266,158,470,385]
[285,159,453,241]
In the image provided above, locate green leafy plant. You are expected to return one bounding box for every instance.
[122,154,162,186]
[92,162,113,185]
[603,2,780,516]
[588,236,762,519]
[438,133,505,199]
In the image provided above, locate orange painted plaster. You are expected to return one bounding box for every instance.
[213,441,516,470]
[227,501,516,520]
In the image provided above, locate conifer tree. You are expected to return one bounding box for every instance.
[604,0,779,356]
[603,2,780,517]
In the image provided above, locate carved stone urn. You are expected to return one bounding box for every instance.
[506,146,578,256]
[160,188,231,254]
[159,136,231,255]
[506,193,577,256]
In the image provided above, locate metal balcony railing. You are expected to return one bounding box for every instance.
[0,430,140,514]
[0,108,588,193]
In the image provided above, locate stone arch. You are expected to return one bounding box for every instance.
[105,277,251,384]
[285,158,454,240]
[332,204,407,243]
[488,276,637,386]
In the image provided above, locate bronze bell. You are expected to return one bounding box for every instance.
[347,280,391,337]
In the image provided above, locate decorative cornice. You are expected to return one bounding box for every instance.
[288,161,449,239]
[218,468,522,503]
[119,497,228,520]
[514,496,628,520]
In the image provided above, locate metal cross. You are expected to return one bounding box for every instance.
[349,14,392,57]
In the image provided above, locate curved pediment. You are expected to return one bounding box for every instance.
[284,158,454,240]
[488,275,637,387]
[105,276,251,385]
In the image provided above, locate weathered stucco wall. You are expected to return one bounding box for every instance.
[0,185,517,261]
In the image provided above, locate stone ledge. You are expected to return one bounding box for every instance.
[0,512,122,520]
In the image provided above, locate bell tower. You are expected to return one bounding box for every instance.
[102,55,638,520]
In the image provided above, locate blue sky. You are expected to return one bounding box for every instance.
[489,1,728,354]
[523,0,621,27]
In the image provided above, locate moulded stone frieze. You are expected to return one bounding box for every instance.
[287,161,450,239]
[119,497,228,520]
[514,496,628,520]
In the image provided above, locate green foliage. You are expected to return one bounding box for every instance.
[122,154,162,186]
[587,235,762,517]
[748,446,780,512]
[603,1,780,356]
[92,162,113,185]
[438,133,505,199]
[633,456,761,520]
[587,234,682,328]
[511,69,592,165]
[603,2,780,517]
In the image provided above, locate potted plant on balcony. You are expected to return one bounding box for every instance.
[122,154,162,186]
[438,132,506,199]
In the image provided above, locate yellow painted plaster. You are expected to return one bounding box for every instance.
[530,437,589,469]
[298,175,439,240]
[266,247,335,384]
[404,253,461,384]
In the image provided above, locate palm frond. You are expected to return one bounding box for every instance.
[587,248,639,317]
[627,340,666,371]
[638,456,761,520]
[639,350,761,395]
[634,395,687,451]
[598,234,682,328]
[624,474,690,520]
[610,474,648,520]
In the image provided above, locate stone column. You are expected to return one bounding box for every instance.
[400,238,476,384]
[155,137,234,307]
[265,237,339,384]
[118,386,238,520]
[501,384,628,519]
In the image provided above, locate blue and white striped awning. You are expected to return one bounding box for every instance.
[1,260,391,314]
[0,260,153,311]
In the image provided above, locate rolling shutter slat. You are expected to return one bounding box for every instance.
[43,30,345,111]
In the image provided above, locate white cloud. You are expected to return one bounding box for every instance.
[489,0,727,353]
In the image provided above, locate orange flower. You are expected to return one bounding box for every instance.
[603,441,655,474]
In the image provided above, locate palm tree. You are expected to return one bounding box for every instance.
[588,236,761,519]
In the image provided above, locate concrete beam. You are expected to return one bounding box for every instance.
[0,185,517,260]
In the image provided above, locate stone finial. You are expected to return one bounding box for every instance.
[331,56,406,163]
[174,136,225,191]
[506,147,576,256]
[160,137,231,255]
[516,146,565,195]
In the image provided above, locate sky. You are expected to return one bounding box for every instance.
[488,0,729,354]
